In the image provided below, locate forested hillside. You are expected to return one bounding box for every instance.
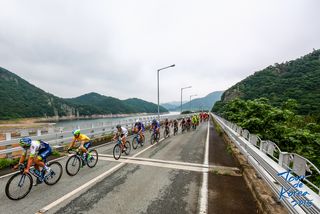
[0,67,168,119]
[0,67,76,119]
[220,49,320,117]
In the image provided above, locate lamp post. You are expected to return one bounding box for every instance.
[180,86,192,114]
[157,64,175,120]
[189,94,197,111]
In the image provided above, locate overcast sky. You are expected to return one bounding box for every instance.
[0,0,319,104]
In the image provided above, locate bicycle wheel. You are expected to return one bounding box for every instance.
[66,155,81,176]
[87,149,98,168]
[113,144,121,160]
[150,133,155,145]
[132,137,138,149]
[124,141,131,155]
[44,161,63,185]
[5,172,33,200]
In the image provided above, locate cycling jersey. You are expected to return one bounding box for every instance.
[118,127,128,137]
[152,121,160,129]
[73,133,90,143]
[23,140,52,160]
[192,116,197,123]
[134,122,145,132]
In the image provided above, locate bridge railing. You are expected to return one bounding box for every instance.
[0,114,193,158]
[212,113,320,214]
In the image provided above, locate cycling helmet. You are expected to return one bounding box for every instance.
[136,119,140,123]
[116,124,121,129]
[72,129,80,136]
[19,137,32,147]
[152,119,157,124]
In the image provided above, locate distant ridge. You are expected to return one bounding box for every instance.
[0,67,168,120]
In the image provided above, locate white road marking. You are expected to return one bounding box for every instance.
[98,156,240,175]
[98,154,239,172]
[37,138,164,213]
[199,121,209,213]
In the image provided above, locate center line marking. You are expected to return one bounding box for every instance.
[199,120,209,214]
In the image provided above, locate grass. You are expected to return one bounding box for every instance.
[0,158,19,170]
[226,144,233,154]
[51,149,62,157]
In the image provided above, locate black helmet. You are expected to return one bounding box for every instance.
[116,124,121,129]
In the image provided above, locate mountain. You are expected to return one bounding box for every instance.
[0,67,168,119]
[0,67,76,119]
[66,94,168,114]
[161,101,188,111]
[177,91,224,111]
[124,98,167,113]
[66,93,133,114]
[216,49,320,116]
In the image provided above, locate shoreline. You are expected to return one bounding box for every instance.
[0,112,173,134]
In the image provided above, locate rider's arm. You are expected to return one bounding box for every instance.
[68,137,76,150]
[14,149,27,169]
[113,132,119,140]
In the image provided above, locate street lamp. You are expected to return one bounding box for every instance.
[157,64,175,120]
[181,86,192,114]
[189,94,197,111]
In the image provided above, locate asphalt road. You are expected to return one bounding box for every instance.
[0,120,257,214]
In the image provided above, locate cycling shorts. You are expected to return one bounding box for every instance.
[37,145,52,161]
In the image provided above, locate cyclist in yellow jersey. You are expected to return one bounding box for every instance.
[67,129,92,160]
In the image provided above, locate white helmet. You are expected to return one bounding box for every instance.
[136,119,140,123]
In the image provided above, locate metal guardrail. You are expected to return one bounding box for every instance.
[0,114,193,157]
[212,113,320,214]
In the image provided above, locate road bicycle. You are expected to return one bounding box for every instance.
[132,132,145,149]
[150,128,160,145]
[173,125,178,135]
[5,161,62,200]
[113,137,131,160]
[181,124,186,133]
[163,125,170,138]
[65,148,98,176]
[186,123,191,132]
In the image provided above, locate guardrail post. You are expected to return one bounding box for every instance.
[279,152,289,168]
[20,130,29,137]
[260,140,266,153]
[37,129,41,136]
[48,128,54,134]
[5,133,11,140]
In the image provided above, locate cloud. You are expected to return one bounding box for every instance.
[0,0,319,103]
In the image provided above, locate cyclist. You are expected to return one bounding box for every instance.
[164,118,170,134]
[186,117,192,130]
[173,119,178,128]
[68,129,92,160]
[15,137,52,179]
[151,119,160,136]
[113,124,128,150]
[192,115,198,129]
[133,119,145,142]
[173,119,179,133]
[180,117,186,131]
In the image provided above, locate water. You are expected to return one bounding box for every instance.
[54,112,180,131]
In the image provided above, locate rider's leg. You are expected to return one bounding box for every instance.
[122,135,126,148]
